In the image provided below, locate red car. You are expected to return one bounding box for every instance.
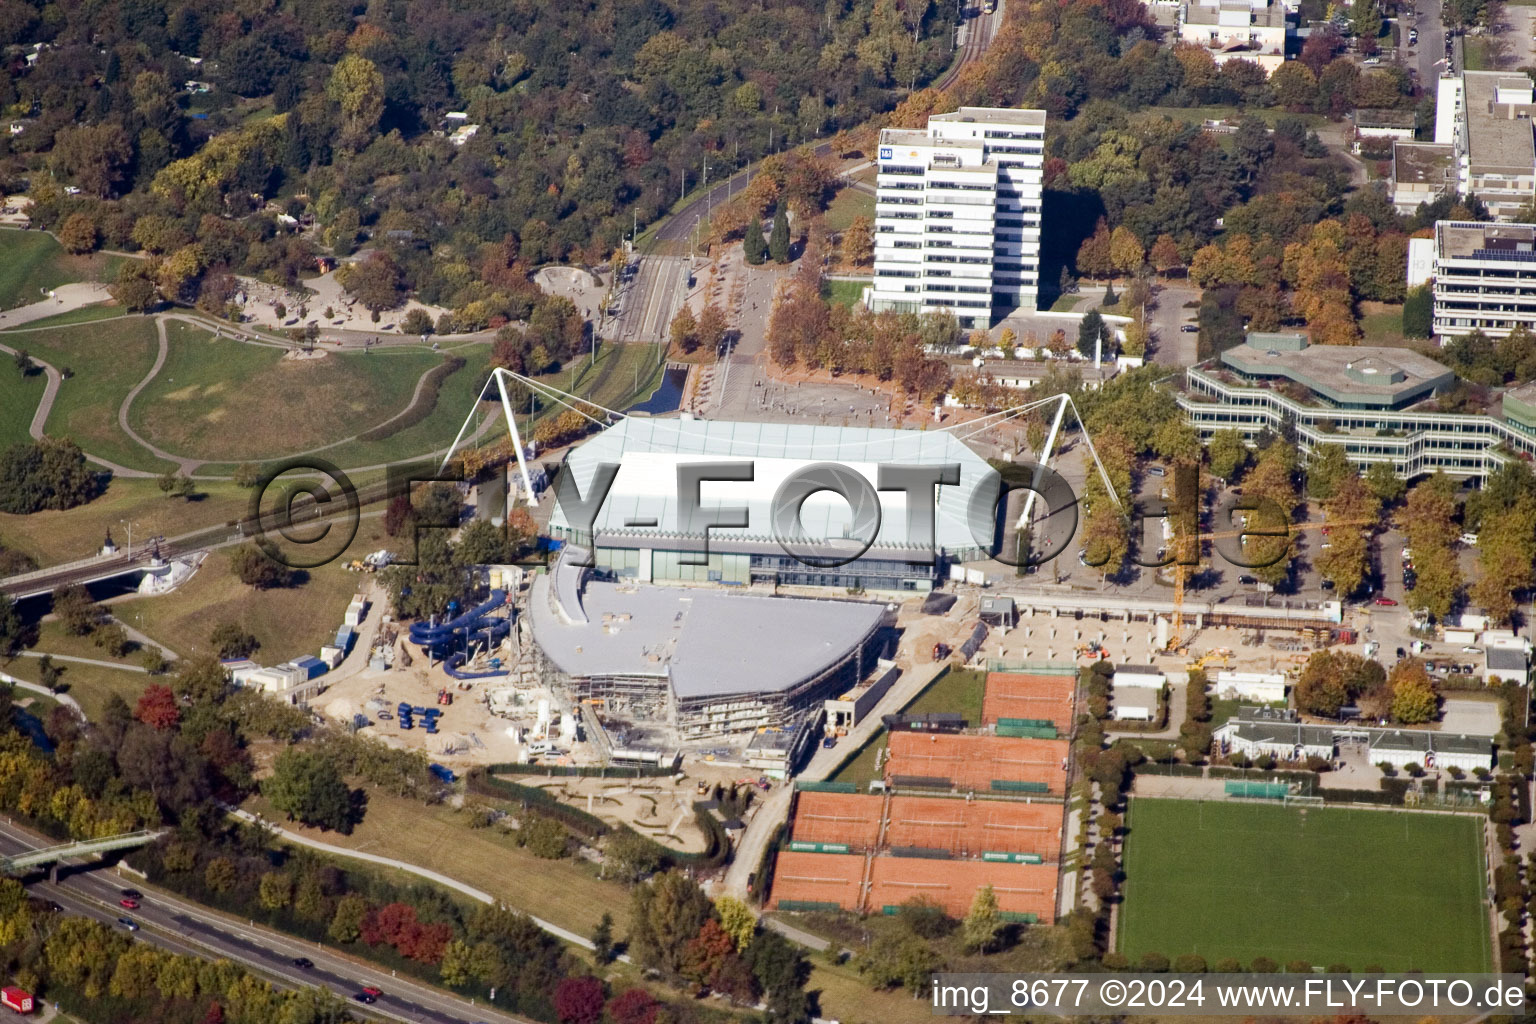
[119,897,139,909]
[1374,597,1398,606]
[361,986,382,998]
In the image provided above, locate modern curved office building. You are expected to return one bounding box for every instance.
[1178,332,1536,479]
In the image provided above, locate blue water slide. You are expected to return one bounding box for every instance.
[409,590,513,678]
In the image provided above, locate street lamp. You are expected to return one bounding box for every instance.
[119,519,132,560]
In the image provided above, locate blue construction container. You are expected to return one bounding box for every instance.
[291,656,327,681]
[429,764,455,782]
[334,626,355,652]
[399,718,413,730]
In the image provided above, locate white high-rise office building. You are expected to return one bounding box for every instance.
[868,106,1046,327]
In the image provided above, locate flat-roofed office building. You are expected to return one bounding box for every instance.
[869,106,1045,326]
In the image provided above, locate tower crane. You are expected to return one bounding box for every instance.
[1165,516,1373,652]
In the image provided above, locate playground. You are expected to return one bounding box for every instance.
[511,774,715,855]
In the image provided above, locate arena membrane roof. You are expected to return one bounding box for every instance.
[548,418,997,556]
[528,554,887,699]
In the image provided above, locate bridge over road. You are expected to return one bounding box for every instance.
[1,829,165,881]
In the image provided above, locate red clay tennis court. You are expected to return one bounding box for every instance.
[884,731,1070,794]
[866,857,1058,922]
[790,792,884,850]
[886,796,1062,859]
[982,672,1076,731]
[770,851,865,912]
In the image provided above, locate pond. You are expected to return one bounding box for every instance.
[625,366,686,415]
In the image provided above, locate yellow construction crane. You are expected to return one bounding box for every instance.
[1166,517,1371,652]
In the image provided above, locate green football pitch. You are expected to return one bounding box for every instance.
[1118,798,1491,971]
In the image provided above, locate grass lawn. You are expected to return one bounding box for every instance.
[0,229,127,310]
[1463,37,1494,71]
[243,788,630,937]
[0,359,46,450]
[828,731,887,790]
[905,667,986,722]
[131,323,449,462]
[821,279,868,309]
[1,653,147,721]
[825,187,874,233]
[2,316,174,474]
[1119,798,1491,970]
[114,528,384,665]
[829,668,987,788]
[0,476,254,568]
[1360,303,1407,346]
[2,304,128,331]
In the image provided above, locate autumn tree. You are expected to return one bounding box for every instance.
[133,684,180,730]
[58,213,99,254]
[668,306,699,354]
[1075,219,1113,279]
[1109,226,1145,278]
[1388,660,1438,724]
[629,870,714,979]
[696,304,729,355]
[843,215,874,266]
[1150,234,1183,278]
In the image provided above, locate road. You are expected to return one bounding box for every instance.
[0,818,522,1024]
[610,255,691,344]
[1407,0,1448,86]
[618,0,1007,343]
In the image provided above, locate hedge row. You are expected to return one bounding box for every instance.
[356,355,466,442]
[466,770,612,839]
[483,761,676,779]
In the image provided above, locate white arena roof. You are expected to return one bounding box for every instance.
[548,418,995,555]
[528,556,887,698]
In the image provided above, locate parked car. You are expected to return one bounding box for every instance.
[1463,663,1477,674]
[1396,647,1407,659]
[1374,597,1398,606]
[1462,645,1483,654]
[1180,324,1199,333]
[1321,579,1336,590]
[1077,548,1089,566]
[1460,532,1478,545]
[1238,574,1258,585]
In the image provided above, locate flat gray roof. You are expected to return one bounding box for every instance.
[1488,647,1528,671]
[528,563,885,700]
[1464,71,1536,174]
[1437,220,1536,260]
[1393,142,1455,186]
[929,106,1046,127]
[1219,340,1454,408]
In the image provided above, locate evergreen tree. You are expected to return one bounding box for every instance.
[769,205,790,264]
[592,912,615,964]
[743,217,767,264]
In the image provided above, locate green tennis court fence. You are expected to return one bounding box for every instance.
[1225,780,1289,799]
[795,780,857,793]
[777,900,842,912]
[992,780,1050,793]
[982,851,1044,863]
[787,841,852,854]
[997,723,1059,739]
